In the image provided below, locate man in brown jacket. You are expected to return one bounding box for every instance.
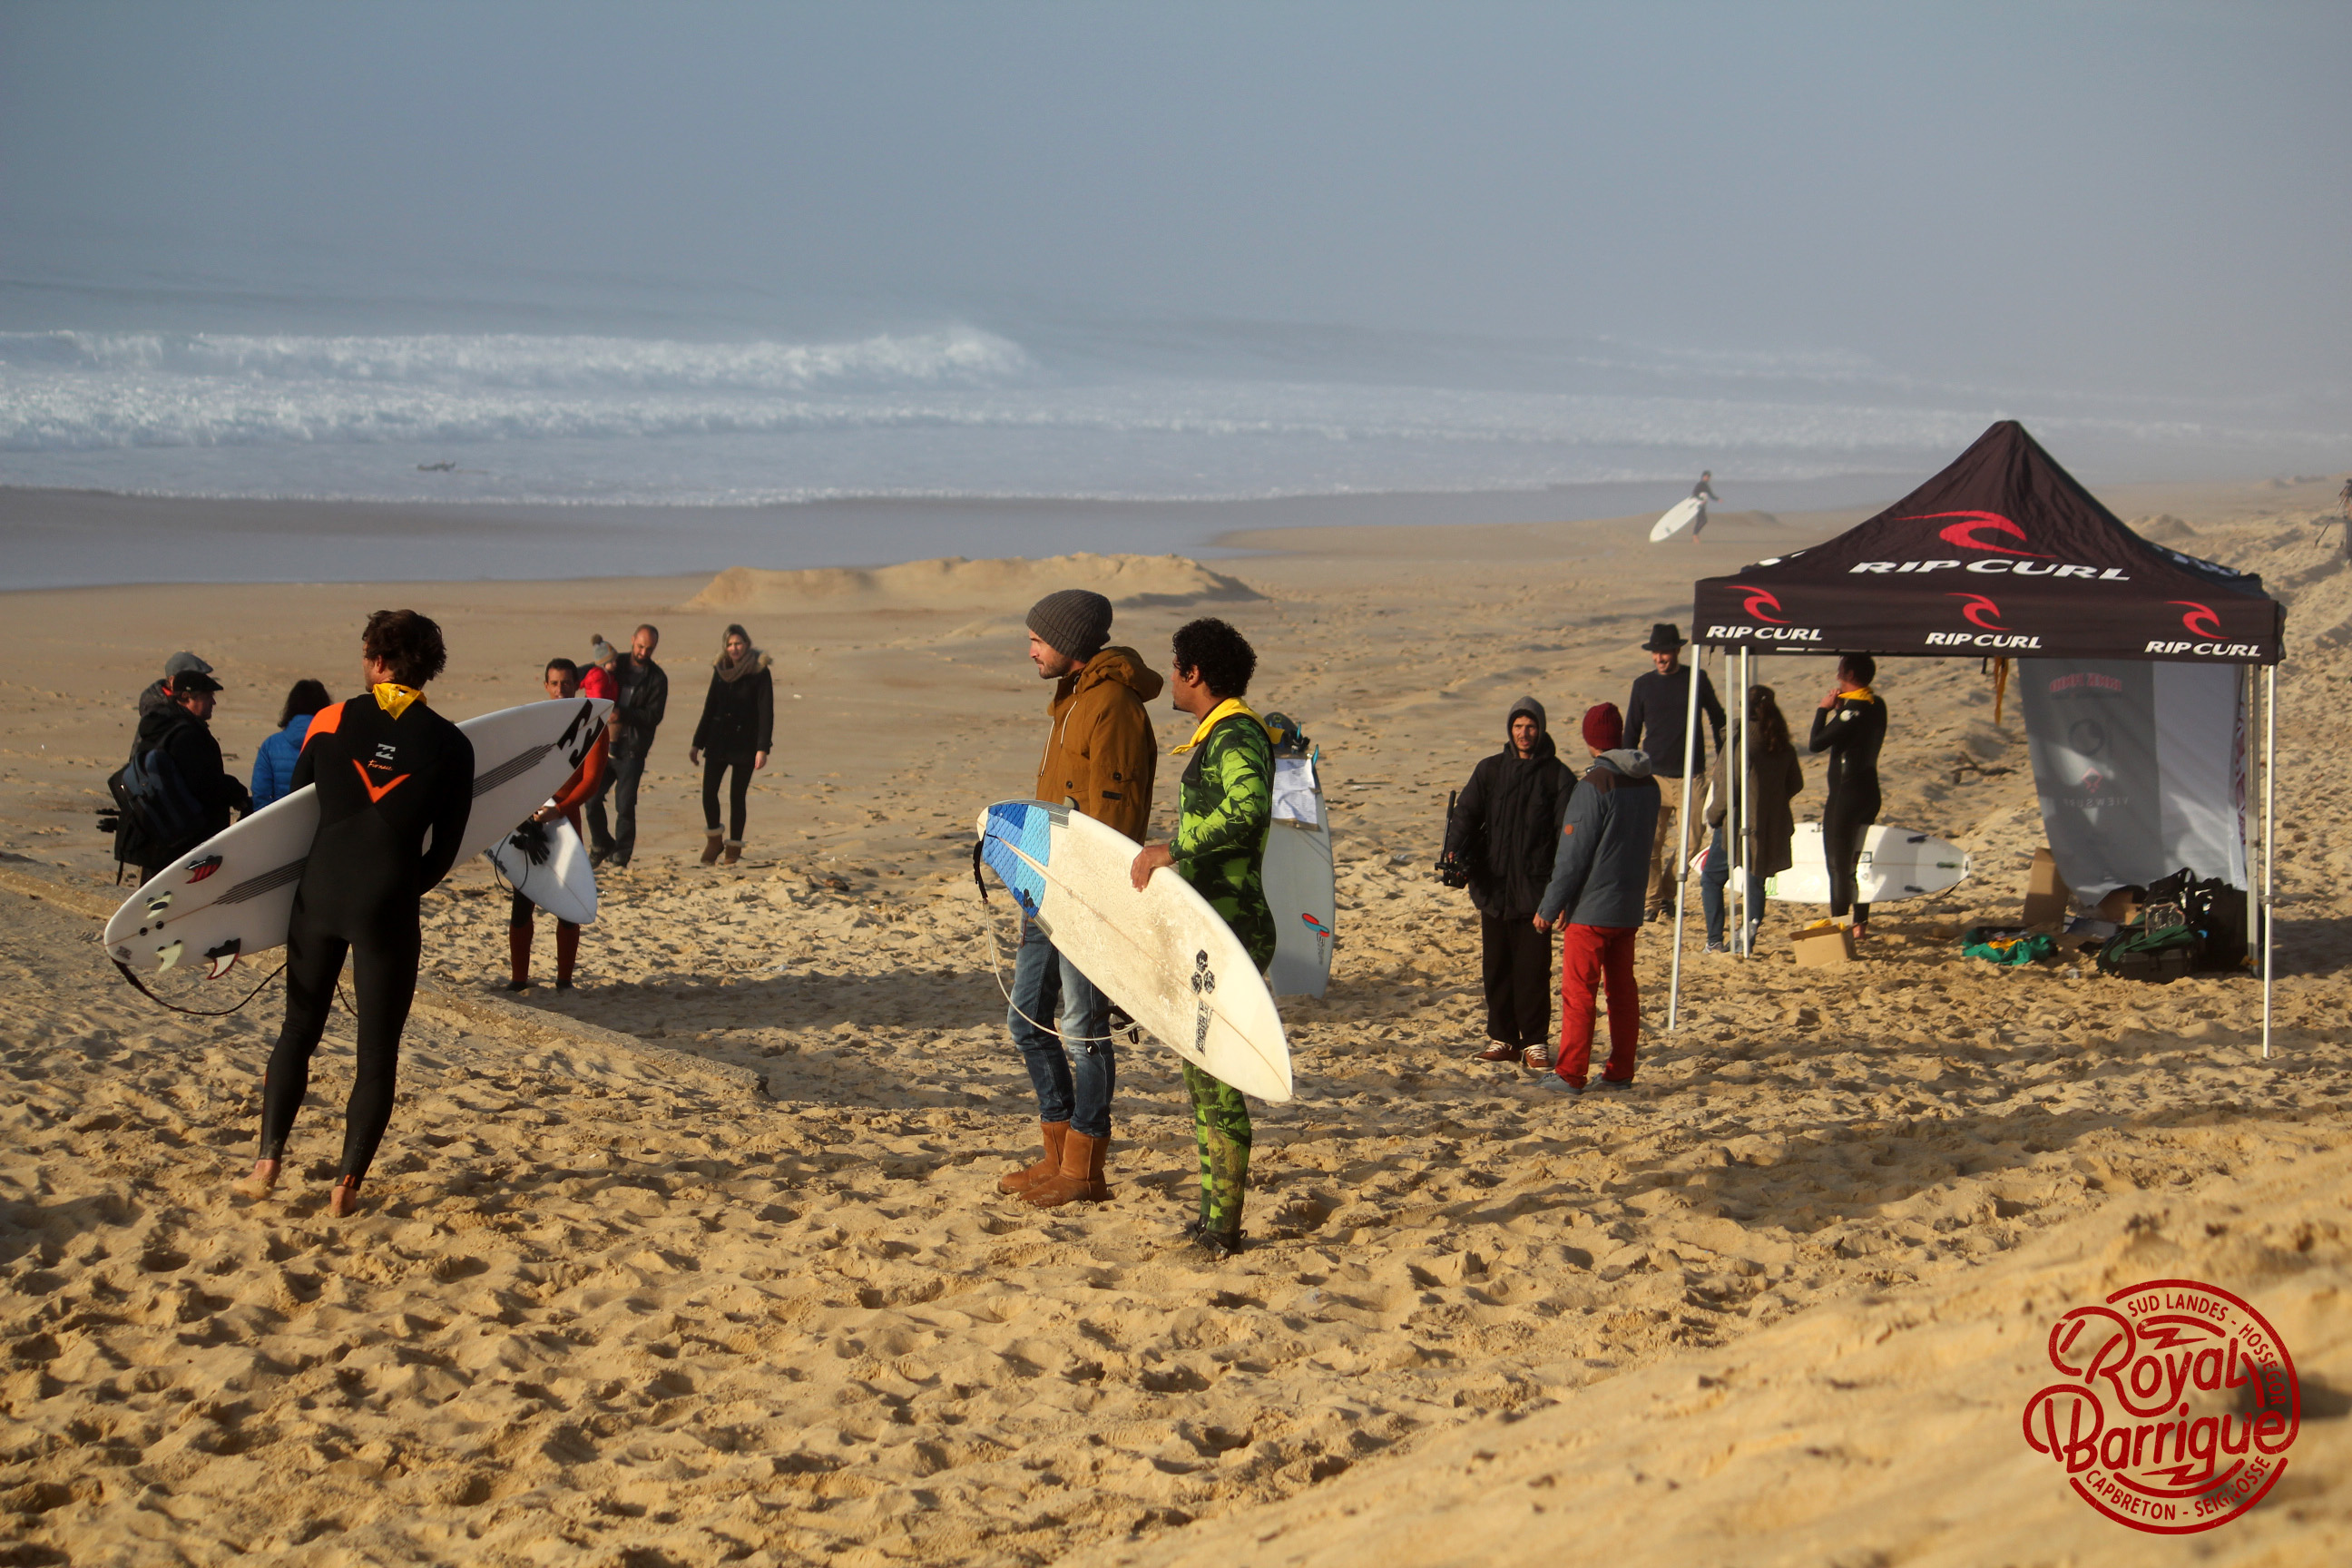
[1001,588,1164,1209]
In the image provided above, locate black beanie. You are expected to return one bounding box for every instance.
[1026,589,1113,662]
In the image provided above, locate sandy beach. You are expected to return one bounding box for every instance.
[5,475,2351,1565]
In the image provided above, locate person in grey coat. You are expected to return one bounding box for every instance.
[1534,702,1660,1093]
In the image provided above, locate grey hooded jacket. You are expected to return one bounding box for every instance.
[1537,748,1661,928]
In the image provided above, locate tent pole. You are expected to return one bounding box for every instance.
[1738,647,1754,956]
[1730,649,1747,956]
[1668,648,1703,1031]
[2262,662,2276,1060]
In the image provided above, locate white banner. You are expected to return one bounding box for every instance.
[2018,659,2246,900]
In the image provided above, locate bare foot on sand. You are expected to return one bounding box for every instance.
[329,1177,362,1218]
[230,1159,280,1200]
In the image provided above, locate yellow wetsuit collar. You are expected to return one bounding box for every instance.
[372,683,426,720]
[1173,696,1269,754]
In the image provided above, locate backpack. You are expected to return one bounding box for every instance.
[2141,866,2249,971]
[108,745,207,870]
[2094,905,2201,984]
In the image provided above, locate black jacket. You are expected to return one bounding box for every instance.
[1809,691,1886,804]
[692,657,775,757]
[131,703,250,841]
[1624,666,1725,779]
[1446,698,1576,918]
[612,654,669,758]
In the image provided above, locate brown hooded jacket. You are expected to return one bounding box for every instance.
[1034,645,1163,842]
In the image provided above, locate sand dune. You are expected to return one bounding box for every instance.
[1,474,2347,1564]
[688,552,1260,614]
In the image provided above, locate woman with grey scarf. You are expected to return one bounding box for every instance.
[688,623,774,866]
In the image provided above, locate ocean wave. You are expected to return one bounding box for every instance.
[0,326,1032,393]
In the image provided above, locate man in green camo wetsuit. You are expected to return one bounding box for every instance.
[1130,617,1274,1260]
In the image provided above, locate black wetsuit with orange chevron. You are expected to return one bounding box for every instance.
[260,689,473,1184]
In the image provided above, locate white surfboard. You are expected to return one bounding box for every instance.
[1650,495,1706,542]
[105,698,611,975]
[490,809,598,926]
[977,799,1293,1103]
[1264,754,1334,998]
[1764,822,1971,905]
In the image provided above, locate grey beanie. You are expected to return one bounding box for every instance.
[164,651,213,680]
[1026,589,1113,662]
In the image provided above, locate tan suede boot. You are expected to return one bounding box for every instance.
[722,839,743,866]
[699,831,723,867]
[1024,1129,1109,1207]
[997,1120,1070,1197]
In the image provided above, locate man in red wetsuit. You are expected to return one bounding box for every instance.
[507,657,609,990]
[232,611,474,1218]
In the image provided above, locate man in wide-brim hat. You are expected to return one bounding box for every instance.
[1622,622,1724,923]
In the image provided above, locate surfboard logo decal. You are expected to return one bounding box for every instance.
[1300,912,1332,937]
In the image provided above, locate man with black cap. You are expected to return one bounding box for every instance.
[1622,622,1724,923]
[125,664,250,880]
[135,651,215,726]
[999,589,1165,1210]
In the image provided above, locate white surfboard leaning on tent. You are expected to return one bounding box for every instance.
[1263,748,1335,998]
[489,808,600,926]
[975,799,1293,1102]
[105,698,611,977]
[1763,822,1970,905]
[1650,495,1706,543]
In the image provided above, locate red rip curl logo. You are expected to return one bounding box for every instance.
[2171,601,2221,638]
[1905,509,2055,558]
[1732,584,1788,624]
[1950,592,2007,631]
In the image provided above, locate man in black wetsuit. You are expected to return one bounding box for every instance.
[233,610,474,1217]
[1809,653,1887,942]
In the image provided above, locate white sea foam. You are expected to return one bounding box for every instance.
[0,325,2336,506]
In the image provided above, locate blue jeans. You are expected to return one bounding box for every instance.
[1700,825,1766,946]
[587,747,648,864]
[1006,916,1116,1138]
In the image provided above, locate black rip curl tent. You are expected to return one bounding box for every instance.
[1666,420,2288,1050]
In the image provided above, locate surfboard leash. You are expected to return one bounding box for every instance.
[108,955,289,1018]
[966,842,1133,1047]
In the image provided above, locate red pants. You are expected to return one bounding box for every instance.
[1557,923,1640,1088]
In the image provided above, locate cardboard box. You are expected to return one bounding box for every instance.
[2022,848,2071,928]
[2093,886,2142,924]
[1792,922,1856,967]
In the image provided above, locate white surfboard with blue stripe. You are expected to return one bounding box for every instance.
[978,799,1293,1103]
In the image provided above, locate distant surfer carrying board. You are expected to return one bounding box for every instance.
[1001,590,1163,1209]
[1687,471,1716,538]
[232,611,475,1218]
[1130,618,1276,1259]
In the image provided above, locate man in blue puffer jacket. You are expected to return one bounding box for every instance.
[251,680,332,810]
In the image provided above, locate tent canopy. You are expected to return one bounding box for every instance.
[1690,421,2284,665]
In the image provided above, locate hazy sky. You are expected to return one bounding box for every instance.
[5,2,2347,402]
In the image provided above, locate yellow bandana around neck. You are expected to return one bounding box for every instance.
[1842,686,1877,703]
[1173,696,1269,754]
[373,683,426,720]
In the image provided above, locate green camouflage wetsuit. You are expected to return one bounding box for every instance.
[1171,703,1275,1237]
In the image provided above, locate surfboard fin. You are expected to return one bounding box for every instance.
[156,939,184,972]
[203,938,241,979]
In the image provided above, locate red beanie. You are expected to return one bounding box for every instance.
[1581,701,1623,751]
